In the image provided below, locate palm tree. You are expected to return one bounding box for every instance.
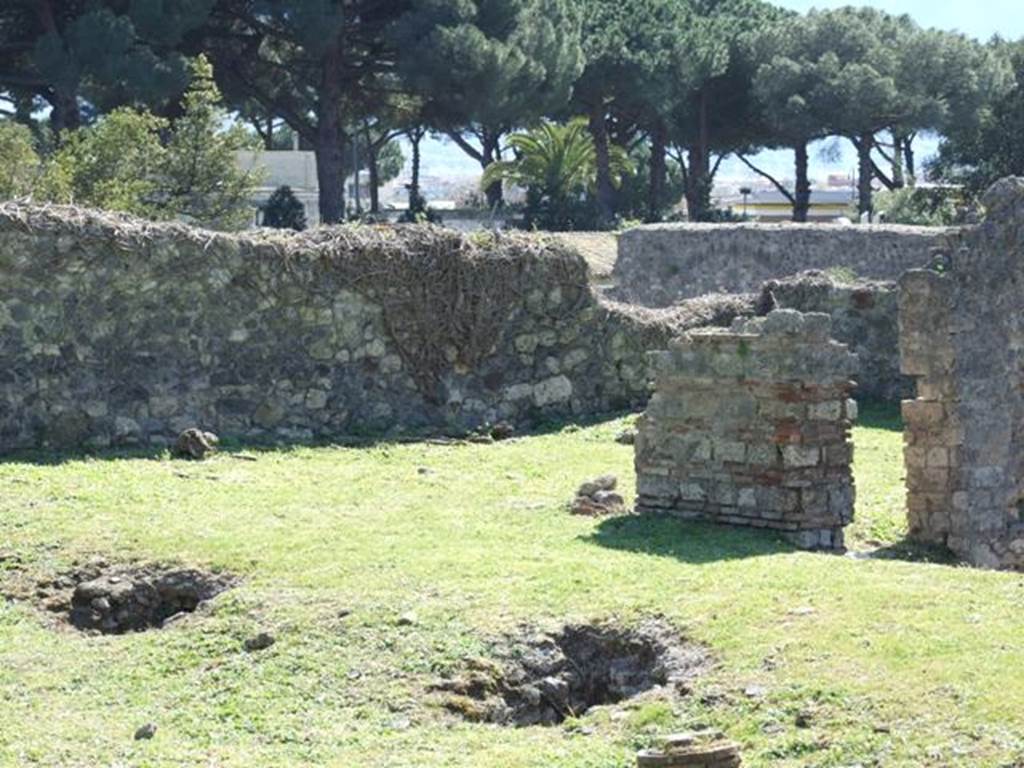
[482,118,631,229]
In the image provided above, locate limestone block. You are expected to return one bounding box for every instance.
[782,445,820,469]
[533,375,573,407]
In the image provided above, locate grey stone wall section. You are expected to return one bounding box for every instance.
[615,222,948,306]
[634,310,859,551]
[0,204,759,453]
[899,177,1024,570]
[766,271,910,402]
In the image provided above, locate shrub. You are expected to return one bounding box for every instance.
[875,187,964,226]
[262,185,307,230]
[0,122,43,200]
[37,55,261,229]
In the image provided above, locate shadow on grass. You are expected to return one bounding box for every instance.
[0,440,342,467]
[855,399,903,432]
[0,445,169,467]
[0,408,642,467]
[849,537,960,566]
[582,514,796,564]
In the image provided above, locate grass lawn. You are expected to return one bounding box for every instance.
[2,404,1023,767]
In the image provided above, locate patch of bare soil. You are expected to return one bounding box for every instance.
[431,618,709,727]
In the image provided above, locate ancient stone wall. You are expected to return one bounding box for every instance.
[0,204,758,454]
[615,222,947,305]
[899,178,1024,569]
[634,310,859,550]
[766,271,909,402]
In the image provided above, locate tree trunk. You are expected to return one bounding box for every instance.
[368,147,380,214]
[588,105,615,224]
[315,39,345,224]
[407,127,425,215]
[411,131,421,192]
[685,145,709,221]
[36,0,80,136]
[352,136,361,215]
[685,89,713,221]
[857,133,874,221]
[903,138,917,187]
[481,130,503,210]
[793,140,811,223]
[48,88,81,135]
[315,126,345,224]
[646,119,667,223]
[891,134,906,189]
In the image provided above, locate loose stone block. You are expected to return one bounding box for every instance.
[637,730,742,767]
[634,310,858,551]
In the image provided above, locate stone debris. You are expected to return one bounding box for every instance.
[636,730,742,767]
[28,562,235,634]
[615,429,637,445]
[490,421,516,441]
[571,475,625,516]
[173,428,219,460]
[244,632,276,652]
[635,309,858,551]
[430,619,708,727]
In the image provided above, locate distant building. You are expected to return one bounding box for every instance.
[722,188,855,222]
[235,150,370,227]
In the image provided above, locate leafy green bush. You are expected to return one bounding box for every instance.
[875,187,964,226]
[18,55,261,230]
[0,122,43,200]
[44,108,166,218]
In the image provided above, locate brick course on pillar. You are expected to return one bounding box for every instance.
[634,309,858,551]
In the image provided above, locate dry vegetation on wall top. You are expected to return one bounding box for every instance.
[0,203,764,452]
[0,202,585,401]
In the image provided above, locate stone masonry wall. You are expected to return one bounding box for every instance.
[899,177,1024,570]
[634,310,859,550]
[766,271,910,402]
[614,222,947,306]
[0,204,759,454]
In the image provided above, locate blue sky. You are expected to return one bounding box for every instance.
[776,0,1024,41]
[416,1,1023,184]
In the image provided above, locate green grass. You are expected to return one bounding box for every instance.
[2,408,1024,767]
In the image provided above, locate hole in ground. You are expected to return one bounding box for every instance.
[32,559,235,634]
[431,618,709,727]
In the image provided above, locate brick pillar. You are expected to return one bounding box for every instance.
[635,309,858,551]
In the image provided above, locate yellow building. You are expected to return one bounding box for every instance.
[723,188,854,222]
